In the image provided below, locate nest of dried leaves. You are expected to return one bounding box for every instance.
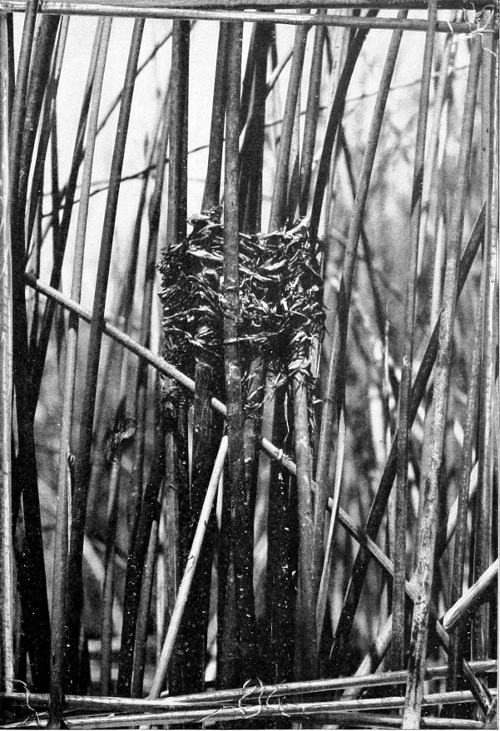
[159,210,324,395]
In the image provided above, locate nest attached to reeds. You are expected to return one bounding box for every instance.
[159,209,324,400]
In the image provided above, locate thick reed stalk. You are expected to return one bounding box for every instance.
[402,37,482,728]
[239,23,270,232]
[0,16,14,695]
[268,22,308,230]
[219,19,257,687]
[8,0,52,688]
[26,17,69,255]
[15,15,61,262]
[65,19,144,683]
[100,454,122,696]
[48,18,111,725]
[314,19,405,632]
[316,408,345,644]
[132,395,164,696]
[174,363,220,693]
[166,20,189,245]
[131,496,160,697]
[446,296,483,696]
[201,22,229,212]
[392,0,439,670]
[472,18,497,660]
[299,20,325,216]
[292,372,317,679]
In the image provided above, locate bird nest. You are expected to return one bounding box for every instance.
[159,209,324,397]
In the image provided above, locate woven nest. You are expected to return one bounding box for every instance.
[159,209,324,396]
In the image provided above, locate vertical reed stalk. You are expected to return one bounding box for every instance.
[16,15,61,264]
[48,19,111,724]
[26,17,68,257]
[446,294,483,700]
[392,16,439,674]
[292,372,317,679]
[472,16,497,661]
[65,19,144,683]
[402,37,482,728]
[268,22,308,230]
[132,490,160,697]
[299,20,324,217]
[0,15,14,695]
[201,23,229,213]
[220,19,257,686]
[239,23,270,232]
[100,453,122,696]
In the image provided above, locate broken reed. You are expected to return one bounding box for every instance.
[0,5,497,730]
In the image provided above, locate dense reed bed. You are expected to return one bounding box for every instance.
[0,2,497,728]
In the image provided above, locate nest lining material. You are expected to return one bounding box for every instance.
[159,212,324,398]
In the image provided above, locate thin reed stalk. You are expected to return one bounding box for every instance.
[65,18,144,684]
[1,4,485,31]
[0,15,14,695]
[402,36,482,728]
